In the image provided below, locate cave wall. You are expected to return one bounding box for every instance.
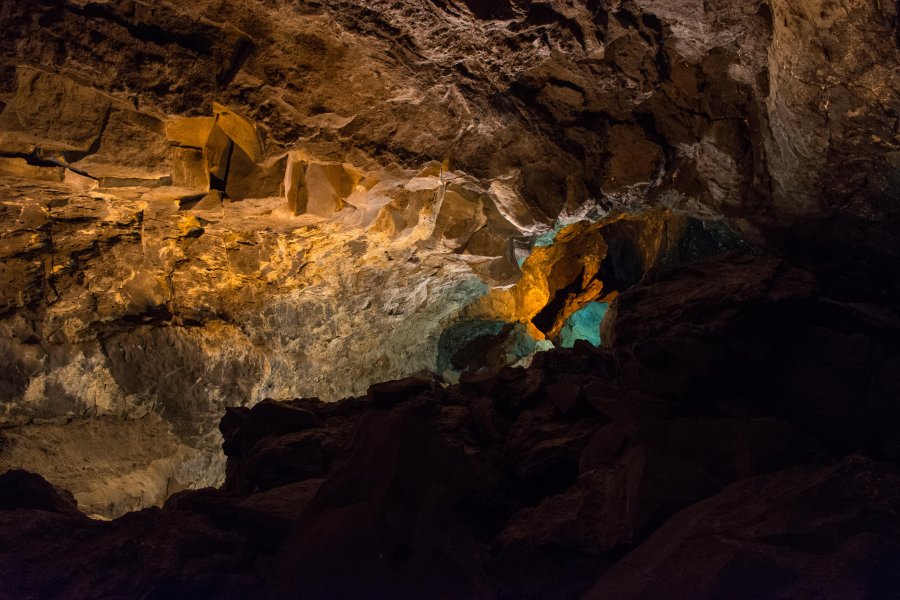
[0,0,898,515]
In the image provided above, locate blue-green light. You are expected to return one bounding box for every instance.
[558,302,608,348]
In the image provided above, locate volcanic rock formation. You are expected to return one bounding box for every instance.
[2,255,899,597]
[0,0,899,597]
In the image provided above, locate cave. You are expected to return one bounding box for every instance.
[1,0,899,598]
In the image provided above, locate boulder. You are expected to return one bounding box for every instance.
[285,154,363,217]
[367,376,435,407]
[268,406,500,600]
[225,146,286,200]
[237,478,324,529]
[605,253,900,457]
[585,455,900,600]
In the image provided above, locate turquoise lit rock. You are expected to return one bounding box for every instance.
[558,302,608,348]
[533,223,563,247]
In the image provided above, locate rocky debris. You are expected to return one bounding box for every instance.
[585,455,900,600]
[1,284,895,598]
[606,254,900,459]
[0,498,264,600]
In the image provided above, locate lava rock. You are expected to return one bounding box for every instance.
[367,376,436,407]
[0,469,81,515]
[585,455,900,600]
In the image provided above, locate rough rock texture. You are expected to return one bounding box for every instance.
[0,175,505,514]
[0,0,898,558]
[1,253,898,598]
[0,161,730,515]
[606,254,900,458]
[2,0,897,242]
[585,455,900,600]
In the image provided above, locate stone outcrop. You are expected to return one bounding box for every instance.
[0,165,732,514]
[0,175,505,514]
[3,0,896,228]
[1,252,898,597]
[584,455,900,600]
[0,40,764,515]
[606,254,900,458]
[0,1,897,592]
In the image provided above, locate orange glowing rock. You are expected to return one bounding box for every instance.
[466,210,689,343]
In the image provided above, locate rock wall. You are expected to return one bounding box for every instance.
[0,172,527,514]
[2,250,898,597]
[4,0,896,222]
[0,0,898,516]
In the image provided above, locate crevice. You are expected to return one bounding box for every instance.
[216,33,255,88]
[533,267,590,335]
[59,1,216,55]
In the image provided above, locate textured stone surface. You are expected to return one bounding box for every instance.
[0,328,894,599]
[585,455,900,600]
[1,0,895,227]
[0,0,897,560]
[605,254,900,458]
[0,175,514,514]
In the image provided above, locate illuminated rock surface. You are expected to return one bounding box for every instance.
[558,302,608,348]
[0,0,898,597]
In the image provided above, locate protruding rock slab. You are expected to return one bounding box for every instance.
[0,157,64,182]
[71,103,171,180]
[284,153,363,217]
[226,146,286,201]
[603,124,664,193]
[606,252,816,398]
[171,146,209,189]
[166,116,216,149]
[0,470,80,515]
[204,123,233,185]
[213,102,264,164]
